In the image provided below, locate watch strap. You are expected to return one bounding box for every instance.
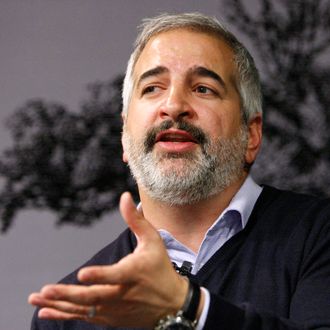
[181,279,201,321]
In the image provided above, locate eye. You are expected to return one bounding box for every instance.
[141,85,161,95]
[194,85,217,95]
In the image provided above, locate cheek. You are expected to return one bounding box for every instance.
[194,99,241,137]
[126,100,157,131]
[196,111,225,138]
[211,110,242,137]
[124,117,149,147]
[127,121,147,141]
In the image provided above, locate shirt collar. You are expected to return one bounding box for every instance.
[138,175,262,230]
[208,175,262,231]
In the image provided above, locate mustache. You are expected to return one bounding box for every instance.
[144,120,207,152]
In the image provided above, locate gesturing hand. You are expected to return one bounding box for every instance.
[28,192,190,328]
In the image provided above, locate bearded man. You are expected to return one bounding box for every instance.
[29,13,330,330]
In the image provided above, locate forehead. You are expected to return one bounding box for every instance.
[133,29,236,80]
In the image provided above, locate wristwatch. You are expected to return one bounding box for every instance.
[154,280,201,330]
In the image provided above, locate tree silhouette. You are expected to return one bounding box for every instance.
[2,1,330,232]
[222,0,330,196]
[0,76,137,233]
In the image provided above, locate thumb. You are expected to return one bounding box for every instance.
[119,192,158,244]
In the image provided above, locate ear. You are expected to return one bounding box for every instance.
[121,113,129,163]
[245,113,262,165]
[122,149,128,163]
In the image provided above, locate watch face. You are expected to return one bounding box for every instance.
[158,315,195,330]
[166,324,192,330]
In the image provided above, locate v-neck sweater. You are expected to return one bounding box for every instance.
[31,185,330,330]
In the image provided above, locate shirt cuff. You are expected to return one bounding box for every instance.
[196,287,210,330]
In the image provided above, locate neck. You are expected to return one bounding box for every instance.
[138,174,247,253]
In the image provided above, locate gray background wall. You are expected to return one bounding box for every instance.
[0,1,231,329]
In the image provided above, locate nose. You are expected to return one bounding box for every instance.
[159,86,194,121]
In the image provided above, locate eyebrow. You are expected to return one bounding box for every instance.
[135,65,226,91]
[190,66,226,90]
[136,66,169,89]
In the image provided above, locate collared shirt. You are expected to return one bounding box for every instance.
[158,176,262,329]
[159,175,262,274]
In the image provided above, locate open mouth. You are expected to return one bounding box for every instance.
[155,129,198,144]
[154,129,198,153]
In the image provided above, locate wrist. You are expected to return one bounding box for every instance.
[154,278,202,330]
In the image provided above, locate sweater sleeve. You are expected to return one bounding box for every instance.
[203,217,330,330]
[205,295,303,330]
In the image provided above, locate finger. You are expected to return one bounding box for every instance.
[35,284,123,306]
[38,307,86,321]
[29,293,89,316]
[38,307,109,327]
[119,192,159,243]
[78,256,138,284]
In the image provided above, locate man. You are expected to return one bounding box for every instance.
[29,13,330,330]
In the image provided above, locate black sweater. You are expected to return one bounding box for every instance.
[31,186,330,329]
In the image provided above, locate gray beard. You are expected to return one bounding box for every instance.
[122,123,248,205]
